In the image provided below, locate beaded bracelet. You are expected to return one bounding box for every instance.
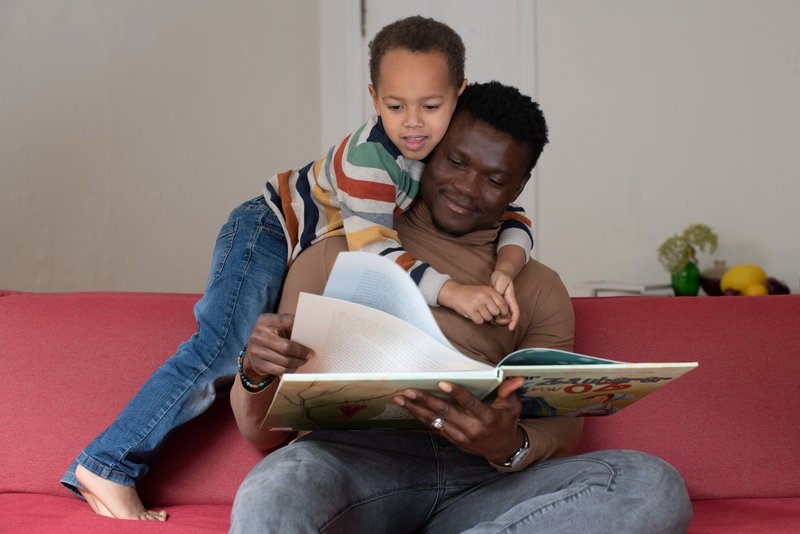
[237,347,275,392]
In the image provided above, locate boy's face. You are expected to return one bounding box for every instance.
[369,49,465,161]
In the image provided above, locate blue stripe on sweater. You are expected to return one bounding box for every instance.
[295,162,319,250]
[379,247,404,257]
[265,183,284,216]
[340,204,394,229]
[504,204,526,214]
[365,117,401,160]
[500,218,533,241]
[408,263,428,285]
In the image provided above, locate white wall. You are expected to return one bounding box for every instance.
[2,0,799,295]
[1,0,320,292]
[535,0,800,294]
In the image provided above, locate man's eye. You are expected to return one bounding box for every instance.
[448,157,464,167]
[487,177,504,188]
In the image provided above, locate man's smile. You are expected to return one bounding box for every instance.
[441,189,477,216]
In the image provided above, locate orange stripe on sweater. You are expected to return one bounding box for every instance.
[500,210,532,227]
[395,252,416,272]
[333,135,396,203]
[277,170,299,246]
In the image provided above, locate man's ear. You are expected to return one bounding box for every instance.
[368,84,380,115]
[512,173,531,200]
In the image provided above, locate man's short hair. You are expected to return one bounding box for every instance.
[368,16,465,91]
[455,81,549,173]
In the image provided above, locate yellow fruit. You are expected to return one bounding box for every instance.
[743,284,768,296]
[720,264,768,293]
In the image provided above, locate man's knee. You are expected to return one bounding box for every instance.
[597,449,692,532]
[231,441,350,533]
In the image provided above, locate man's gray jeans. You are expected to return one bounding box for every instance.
[230,429,691,533]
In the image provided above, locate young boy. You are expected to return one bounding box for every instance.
[64,15,535,521]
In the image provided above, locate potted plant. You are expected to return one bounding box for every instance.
[657,224,718,296]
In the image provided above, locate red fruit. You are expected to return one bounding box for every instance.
[767,277,790,295]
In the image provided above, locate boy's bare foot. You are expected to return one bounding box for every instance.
[75,464,168,521]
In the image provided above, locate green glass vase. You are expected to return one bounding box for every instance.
[671,261,701,296]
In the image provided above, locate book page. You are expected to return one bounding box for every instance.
[322,251,454,348]
[292,293,490,374]
[498,347,622,367]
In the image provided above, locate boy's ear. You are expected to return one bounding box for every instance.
[457,78,468,96]
[368,84,380,115]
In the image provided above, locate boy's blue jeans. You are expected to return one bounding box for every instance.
[231,430,692,534]
[61,195,287,493]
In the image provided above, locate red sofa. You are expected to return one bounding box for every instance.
[1,290,798,533]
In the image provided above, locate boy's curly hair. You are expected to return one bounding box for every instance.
[368,16,465,91]
[456,81,549,173]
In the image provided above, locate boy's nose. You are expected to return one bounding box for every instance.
[403,109,422,128]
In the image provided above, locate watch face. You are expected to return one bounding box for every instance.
[508,446,530,468]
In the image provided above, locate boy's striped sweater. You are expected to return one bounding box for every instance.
[264,115,533,306]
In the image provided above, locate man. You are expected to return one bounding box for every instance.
[228,82,692,533]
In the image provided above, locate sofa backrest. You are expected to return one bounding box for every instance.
[0,291,264,507]
[572,294,800,501]
[2,291,798,506]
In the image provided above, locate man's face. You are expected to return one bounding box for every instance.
[421,111,531,236]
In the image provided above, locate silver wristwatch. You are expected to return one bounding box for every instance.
[501,427,530,468]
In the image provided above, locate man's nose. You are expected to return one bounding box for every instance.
[453,171,480,196]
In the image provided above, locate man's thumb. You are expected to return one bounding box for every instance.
[496,377,524,401]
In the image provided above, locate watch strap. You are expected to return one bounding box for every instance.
[501,426,530,468]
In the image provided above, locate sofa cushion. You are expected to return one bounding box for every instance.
[689,497,800,533]
[572,295,800,501]
[1,493,231,533]
[0,291,265,508]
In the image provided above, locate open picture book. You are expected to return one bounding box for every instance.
[260,252,698,431]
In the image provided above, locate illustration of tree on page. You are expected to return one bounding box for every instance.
[261,252,697,431]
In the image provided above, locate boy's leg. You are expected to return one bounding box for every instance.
[61,196,288,519]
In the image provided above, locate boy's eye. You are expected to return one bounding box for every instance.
[423,105,440,111]
[387,105,403,111]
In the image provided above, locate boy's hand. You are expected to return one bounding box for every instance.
[490,270,520,331]
[438,280,509,325]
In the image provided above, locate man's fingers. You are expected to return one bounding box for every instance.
[438,381,484,415]
[494,377,524,403]
[246,312,313,376]
[394,389,451,427]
